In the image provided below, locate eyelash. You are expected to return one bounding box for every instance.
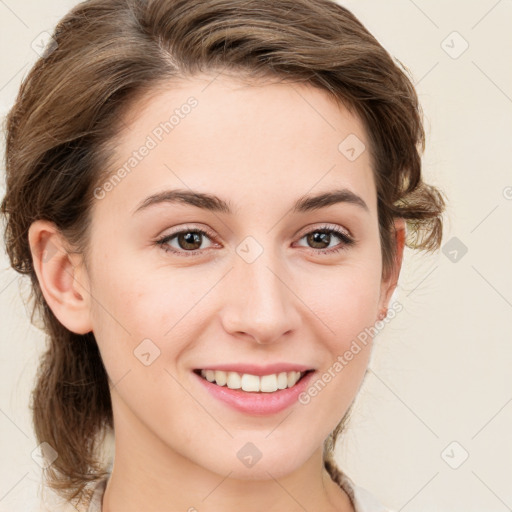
[155,224,355,258]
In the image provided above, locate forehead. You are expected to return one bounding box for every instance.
[94,73,377,219]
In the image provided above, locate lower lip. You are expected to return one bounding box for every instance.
[193,371,315,415]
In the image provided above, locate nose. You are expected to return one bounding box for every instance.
[220,246,302,345]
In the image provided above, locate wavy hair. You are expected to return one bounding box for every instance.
[1,0,445,504]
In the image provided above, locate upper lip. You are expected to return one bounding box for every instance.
[195,363,314,376]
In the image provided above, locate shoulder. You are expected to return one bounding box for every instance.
[333,469,395,512]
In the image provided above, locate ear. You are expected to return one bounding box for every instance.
[28,220,93,335]
[377,218,406,319]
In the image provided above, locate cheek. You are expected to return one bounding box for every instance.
[87,268,208,428]
[294,268,380,432]
[301,260,382,346]
[88,257,211,376]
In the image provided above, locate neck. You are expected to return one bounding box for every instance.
[101,401,353,511]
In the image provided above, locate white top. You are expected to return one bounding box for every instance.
[39,469,394,512]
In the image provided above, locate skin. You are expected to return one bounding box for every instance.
[29,73,405,512]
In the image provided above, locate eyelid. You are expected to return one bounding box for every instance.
[155,224,219,254]
[295,222,352,240]
[160,223,218,241]
[294,223,355,255]
[156,222,355,256]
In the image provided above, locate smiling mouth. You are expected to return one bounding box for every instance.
[194,369,313,393]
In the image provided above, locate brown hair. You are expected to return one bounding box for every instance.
[1,0,445,505]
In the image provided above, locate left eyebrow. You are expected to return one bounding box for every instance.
[292,188,369,214]
[132,187,370,216]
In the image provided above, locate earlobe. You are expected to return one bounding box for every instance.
[378,218,406,318]
[28,220,93,335]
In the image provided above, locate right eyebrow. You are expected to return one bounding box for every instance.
[132,189,232,216]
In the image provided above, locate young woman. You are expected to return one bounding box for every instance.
[1,0,445,510]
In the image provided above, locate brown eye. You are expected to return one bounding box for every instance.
[296,226,355,255]
[156,227,216,256]
[306,231,332,249]
[176,231,203,250]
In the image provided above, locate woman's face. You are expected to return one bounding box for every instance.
[77,74,400,480]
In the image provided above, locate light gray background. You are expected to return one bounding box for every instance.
[1,1,511,511]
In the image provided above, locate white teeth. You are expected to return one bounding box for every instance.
[260,374,278,393]
[226,371,241,389]
[200,370,305,392]
[241,374,260,392]
[214,370,227,386]
[287,371,300,387]
[276,372,288,390]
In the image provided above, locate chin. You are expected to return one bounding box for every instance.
[190,438,314,481]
